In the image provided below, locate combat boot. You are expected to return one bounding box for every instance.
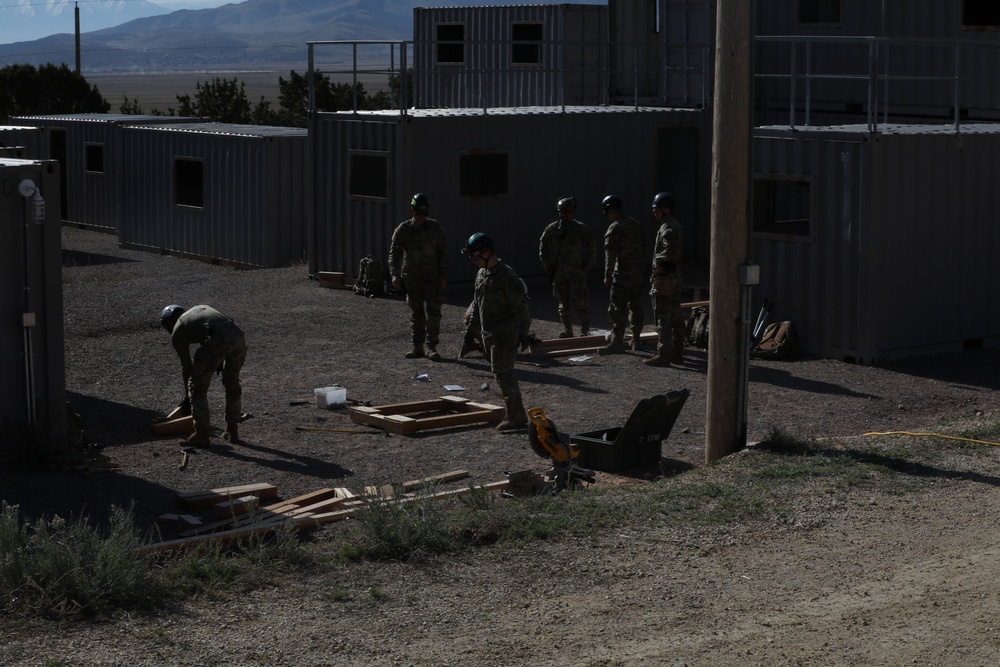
[643,350,672,367]
[669,348,684,364]
[405,345,425,359]
[580,321,591,336]
[558,327,574,339]
[222,421,240,443]
[629,328,644,351]
[459,337,480,358]
[425,344,441,361]
[598,329,626,355]
[180,424,211,448]
[496,394,528,431]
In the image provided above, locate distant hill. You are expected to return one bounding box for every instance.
[0,0,169,44]
[0,0,605,71]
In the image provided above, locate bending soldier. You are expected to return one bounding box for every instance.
[161,304,247,447]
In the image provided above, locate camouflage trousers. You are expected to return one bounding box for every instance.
[552,270,590,330]
[404,279,444,347]
[189,327,247,431]
[482,329,521,399]
[608,275,645,333]
[651,273,685,355]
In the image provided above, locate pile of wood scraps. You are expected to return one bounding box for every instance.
[146,471,513,553]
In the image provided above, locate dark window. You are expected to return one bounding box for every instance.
[437,24,465,64]
[174,158,204,208]
[84,144,104,173]
[350,153,388,199]
[753,178,811,237]
[963,0,1000,27]
[798,0,842,24]
[459,153,508,198]
[511,23,544,65]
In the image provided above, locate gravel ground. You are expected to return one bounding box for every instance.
[4,226,1000,665]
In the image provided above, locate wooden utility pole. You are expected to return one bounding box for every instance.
[705,0,752,463]
[75,2,81,74]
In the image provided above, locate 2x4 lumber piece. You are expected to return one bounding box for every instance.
[350,397,503,435]
[153,415,195,436]
[527,334,607,353]
[367,469,471,498]
[213,495,260,519]
[176,483,278,511]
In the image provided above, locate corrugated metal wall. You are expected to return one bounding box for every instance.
[9,115,200,233]
[754,124,1000,362]
[120,124,308,268]
[753,133,869,360]
[610,0,713,106]
[755,1,1000,125]
[0,159,67,457]
[0,126,41,159]
[412,4,608,108]
[310,107,708,283]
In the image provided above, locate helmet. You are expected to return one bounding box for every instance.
[601,195,623,212]
[410,192,430,213]
[160,304,185,332]
[652,191,676,211]
[556,197,577,213]
[463,232,493,257]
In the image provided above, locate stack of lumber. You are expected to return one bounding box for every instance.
[146,471,511,553]
[523,334,608,358]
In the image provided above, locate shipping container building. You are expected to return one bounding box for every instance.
[9,114,201,233]
[119,122,308,269]
[755,0,1000,128]
[753,122,1000,362]
[412,4,610,109]
[0,126,41,159]
[308,105,709,283]
[0,158,67,458]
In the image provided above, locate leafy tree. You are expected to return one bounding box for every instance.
[175,77,253,123]
[275,69,412,127]
[0,63,109,122]
[119,94,143,115]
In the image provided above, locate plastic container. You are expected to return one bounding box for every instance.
[314,385,346,409]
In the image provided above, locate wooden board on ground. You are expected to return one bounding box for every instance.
[153,414,195,436]
[364,469,470,498]
[525,334,607,356]
[349,396,504,435]
[176,482,278,510]
[317,271,354,290]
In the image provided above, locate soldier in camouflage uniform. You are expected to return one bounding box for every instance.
[598,195,646,355]
[538,197,596,338]
[646,191,686,367]
[388,193,449,360]
[161,304,247,447]
[462,233,532,431]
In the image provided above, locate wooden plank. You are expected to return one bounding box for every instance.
[176,483,278,510]
[350,397,502,435]
[526,334,607,354]
[153,414,195,436]
[212,495,259,519]
[681,299,710,310]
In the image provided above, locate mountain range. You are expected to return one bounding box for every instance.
[0,0,605,71]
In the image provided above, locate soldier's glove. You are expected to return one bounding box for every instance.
[518,333,532,352]
[460,332,479,358]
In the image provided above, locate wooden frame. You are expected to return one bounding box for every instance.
[349,395,504,434]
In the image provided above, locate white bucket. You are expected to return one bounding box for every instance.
[314,385,347,409]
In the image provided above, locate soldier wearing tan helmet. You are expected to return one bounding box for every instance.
[646,191,685,367]
[538,196,595,338]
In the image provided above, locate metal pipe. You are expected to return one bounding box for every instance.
[21,188,37,429]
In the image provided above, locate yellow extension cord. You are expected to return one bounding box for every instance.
[862,430,1000,447]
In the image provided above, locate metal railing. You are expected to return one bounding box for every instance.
[306,39,710,115]
[755,35,1000,134]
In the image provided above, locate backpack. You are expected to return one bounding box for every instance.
[752,321,798,360]
[353,256,386,298]
[686,306,709,349]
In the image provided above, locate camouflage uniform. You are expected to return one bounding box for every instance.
[388,217,448,350]
[650,216,685,359]
[604,213,646,343]
[468,260,531,424]
[170,305,247,437]
[539,217,595,335]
